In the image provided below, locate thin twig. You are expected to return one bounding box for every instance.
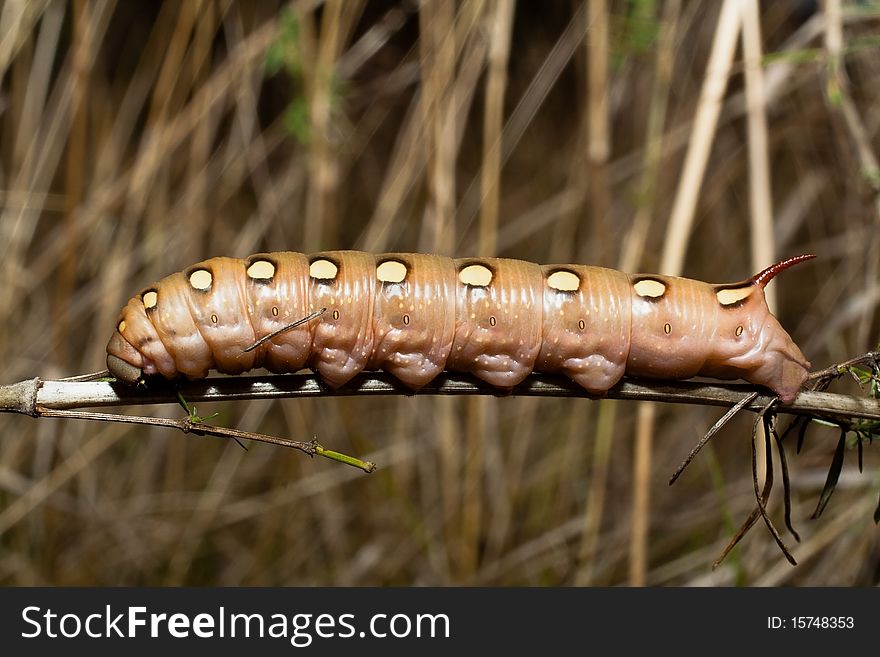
[2,371,879,423]
[668,391,758,485]
[32,407,377,473]
[28,371,880,423]
[806,350,879,383]
[752,406,796,566]
[771,420,800,542]
[713,400,798,568]
[242,307,326,353]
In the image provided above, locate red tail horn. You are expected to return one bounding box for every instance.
[751,254,816,289]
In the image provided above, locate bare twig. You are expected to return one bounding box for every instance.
[772,421,800,542]
[1,369,878,423]
[668,391,759,485]
[806,350,879,384]
[31,406,377,473]
[750,405,797,566]
[711,401,796,569]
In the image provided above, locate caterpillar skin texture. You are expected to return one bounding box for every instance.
[106,252,813,403]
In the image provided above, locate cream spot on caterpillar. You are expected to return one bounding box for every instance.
[332,309,340,320]
[547,270,580,292]
[578,319,586,330]
[716,286,753,307]
[403,314,411,325]
[272,306,279,317]
[142,290,158,309]
[118,320,127,333]
[633,278,666,299]
[735,325,744,337]
[377,260,408,283]
[211,314,218,324]
[489,316,497,327]
[459,264,493,287]
[310,258,338,280]
[664,323,671,335]
[247,259,275,280]
[189,269,213,290]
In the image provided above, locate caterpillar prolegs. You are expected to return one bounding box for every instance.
[106,251,814,402]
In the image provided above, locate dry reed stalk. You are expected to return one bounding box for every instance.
[661,0,742,275]
[478,0,514,257]
[360,89,426,251]
[417,0,470,580]
[574,396,616,585]
[823,0,880,352]
[163,421,250,584]
[0,425,120,536]
[304,0,364,249]
[477,0,515,567]
[753,493,876,586]
[586,0,609,263]
[570,0,615,586]
[24,14,279,303]
[1,2,98,319]
[138,1,201,274]
[740,0,780,551]
[742,0,777,313]
[55,0,91,370]
[620,1,680,273]
[0,0,52,79]
[457,2,587,246]
[630,0,744,586]
[419,0,457,256]
[629,401,658,585]
[182,0,219,264]
[620,0,682,587]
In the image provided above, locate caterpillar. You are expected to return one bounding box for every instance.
[106,251,813,402]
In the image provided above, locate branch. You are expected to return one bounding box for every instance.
[1,371,878,424]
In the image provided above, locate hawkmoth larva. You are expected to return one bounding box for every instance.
[106,251,814,402]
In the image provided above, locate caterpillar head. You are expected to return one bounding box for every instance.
[704,255,814,403]
[106,328,145,384]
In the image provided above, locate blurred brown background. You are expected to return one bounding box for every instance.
[0,0,878,585]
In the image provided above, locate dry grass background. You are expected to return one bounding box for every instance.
[0,0,879,586]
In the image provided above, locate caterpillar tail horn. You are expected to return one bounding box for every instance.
[751,254,816,289]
